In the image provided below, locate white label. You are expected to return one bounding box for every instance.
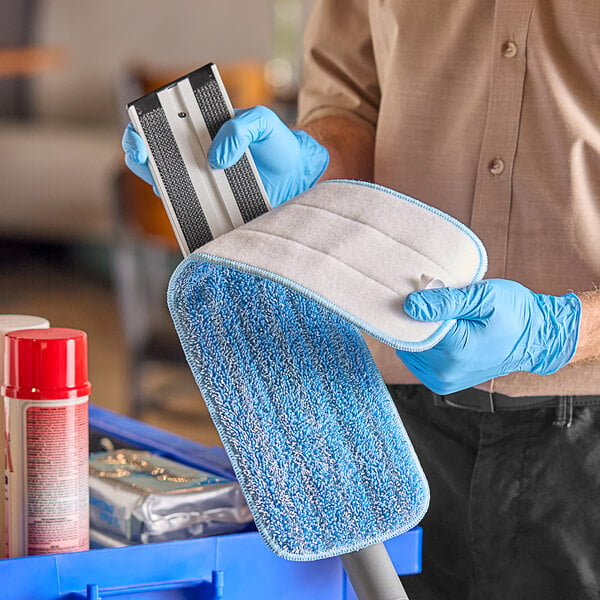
[4,396,89,557]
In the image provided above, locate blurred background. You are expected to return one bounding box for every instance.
[0,0,314,446]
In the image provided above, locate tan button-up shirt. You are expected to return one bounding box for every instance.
[297,0,600,396]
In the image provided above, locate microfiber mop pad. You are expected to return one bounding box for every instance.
[167,180,486,598]
[196,180,488,352]
[168,258,429,561]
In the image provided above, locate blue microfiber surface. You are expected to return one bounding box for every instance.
[168,256,429,561]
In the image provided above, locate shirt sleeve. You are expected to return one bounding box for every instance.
[296,0,380,131]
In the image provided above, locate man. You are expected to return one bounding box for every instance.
[123,2,600,597]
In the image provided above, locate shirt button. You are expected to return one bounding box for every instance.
[489,158,505,176]
[502,41,518,58]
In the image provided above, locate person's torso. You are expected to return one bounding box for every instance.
[300,0,600,394]
[367,1,600,393]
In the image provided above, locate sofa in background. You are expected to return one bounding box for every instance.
[0,0,274,244]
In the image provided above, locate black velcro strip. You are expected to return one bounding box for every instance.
[137,105,213,250]
[190,71,268,223]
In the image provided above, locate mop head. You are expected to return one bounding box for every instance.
[168,180,486,560]
[169,259,429,561]
[196,180,488,351]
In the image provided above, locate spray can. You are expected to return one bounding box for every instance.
[0,315,50,559]
[2,328,90,557]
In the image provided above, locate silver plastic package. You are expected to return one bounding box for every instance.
[89,450,252,544]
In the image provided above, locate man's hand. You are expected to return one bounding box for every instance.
[396,279,582,395]
[121,106,329,207]
[208,106,329,207]
[121,123,158,195]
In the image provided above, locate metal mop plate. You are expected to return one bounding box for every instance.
[127,63,270,256]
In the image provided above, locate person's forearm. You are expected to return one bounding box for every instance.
[572,289,600,364]
[300,116,375,182]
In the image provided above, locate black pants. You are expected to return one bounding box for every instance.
[387,384,600,600]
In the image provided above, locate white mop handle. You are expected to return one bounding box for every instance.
[341,543,409,600]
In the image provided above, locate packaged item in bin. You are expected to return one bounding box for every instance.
[89,527,130,549]
[89,449,252,544]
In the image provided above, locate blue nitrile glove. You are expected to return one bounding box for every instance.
[396,279,582,395]
[121,123,159,195]
[208,106,329,207]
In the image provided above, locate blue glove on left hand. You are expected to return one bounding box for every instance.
[396,279,582,395]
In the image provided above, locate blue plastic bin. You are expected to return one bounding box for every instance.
[1,405,422,599]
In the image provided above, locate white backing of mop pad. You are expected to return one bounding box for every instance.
[193,180,487,351]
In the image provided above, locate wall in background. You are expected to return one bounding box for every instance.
[30,0,276,126]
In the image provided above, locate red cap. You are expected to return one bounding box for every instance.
[2,328,91,400]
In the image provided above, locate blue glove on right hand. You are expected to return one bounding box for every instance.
[121,123,159,195]
[208,106,329,207]
[122,106,329,208]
